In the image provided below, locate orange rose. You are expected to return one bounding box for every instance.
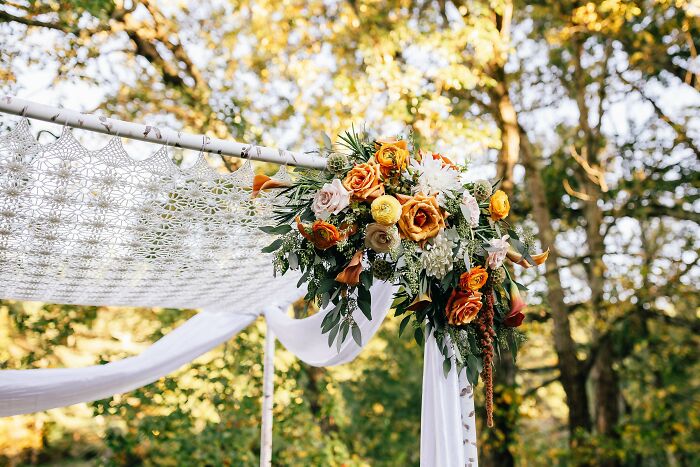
[396,192,446,243]
[445,289,483,326]
[342,161,385,201]
[374,138,410,178]
[296,217,342,250]
[489,189,510,221]
[459,266,488,292]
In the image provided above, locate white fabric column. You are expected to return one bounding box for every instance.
[260,325,276,466]
[421,332,478,467]
[0,311,257,416]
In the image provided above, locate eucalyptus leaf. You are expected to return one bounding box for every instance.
[351,322,362,346]
[327,324,339,347]
[261,238,283,253]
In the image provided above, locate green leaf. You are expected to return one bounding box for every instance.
[338,322,350,352]
[510,238,527,255]
[391,295,408,308]
[351,322,362,346]
[443,358,452,378]
[321,312,340,333]
[259,224,292,235]
[414,327,424,347]
[317,278,336,295]
[322,132,332,150]
[296,271,309,288]
[398,315,411,337]
[327,324,339,347]
[357,286,372,320]
[261,238,283,253]
[360,270,373,289]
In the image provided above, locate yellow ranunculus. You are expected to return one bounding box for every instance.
[371,195,402,225]
[489,189,510,221]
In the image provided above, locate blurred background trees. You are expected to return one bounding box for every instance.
[0,0,698,465]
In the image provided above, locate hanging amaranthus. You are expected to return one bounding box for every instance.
[479,282,496,427]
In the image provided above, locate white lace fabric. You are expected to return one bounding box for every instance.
[0,119,299,312]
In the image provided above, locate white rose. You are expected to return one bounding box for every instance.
[460,190,480,227]
[312,179,351,219]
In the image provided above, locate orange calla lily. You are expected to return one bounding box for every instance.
[336,250,364,285]
[406,292,432,312]
[504,282,526,327]
[506,246,550,268]
[251,174,292,198]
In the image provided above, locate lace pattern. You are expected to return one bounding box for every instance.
[0,119,300,312]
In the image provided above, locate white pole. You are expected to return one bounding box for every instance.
[260,323,276,467]
[0,95,328,170]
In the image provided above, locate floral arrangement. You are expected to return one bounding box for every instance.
[256,129,548,426]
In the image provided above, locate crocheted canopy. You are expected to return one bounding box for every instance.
[0,119,300,312]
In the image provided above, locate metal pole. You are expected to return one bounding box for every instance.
[0,95,328,170]
[260,323,276,467]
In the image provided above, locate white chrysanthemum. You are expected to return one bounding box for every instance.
[420,232,454,279]
[408,156,462,198]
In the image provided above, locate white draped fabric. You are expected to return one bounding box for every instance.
[0,119,477,466]
[421,333,479,467]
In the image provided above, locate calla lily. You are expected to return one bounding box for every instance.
[251,174,292,198]
[504,282,526,327]
[406,292,432,312]
[506,246,550,268]
[336,250,364,285]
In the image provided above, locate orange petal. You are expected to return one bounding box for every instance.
[531,248,550,265]
[506,245,524,263]
[252,174,291,198]
[515,248,550,268]
[336,250,364,285]
[296,216,313,242]
[394,193,413,205]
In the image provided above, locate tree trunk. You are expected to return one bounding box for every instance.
[570,40,621,455]
[519,129,592,436]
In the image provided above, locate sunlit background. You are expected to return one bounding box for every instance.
[0,1,698,466]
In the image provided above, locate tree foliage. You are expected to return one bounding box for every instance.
[0,1,698,466]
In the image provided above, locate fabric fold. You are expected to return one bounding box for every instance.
[266,281,396,367]
[0,311,257,417]
[421,332,478,467]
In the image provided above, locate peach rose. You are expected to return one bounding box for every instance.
[445,289,483,326]
[297,217,342,250]
[396,192,446,243]
[374,138,410,178]
[342,161,385,202]
[489,189,510,221]
[459,266,488,292]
